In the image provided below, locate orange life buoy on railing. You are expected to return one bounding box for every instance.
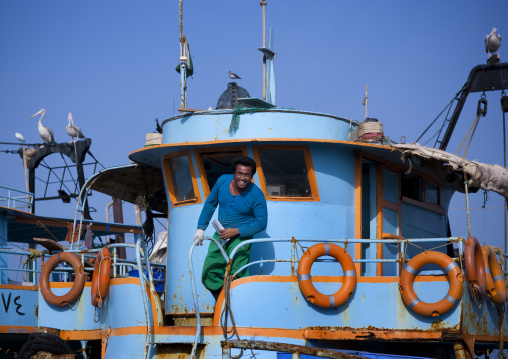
[481,246,506,306]
[91,247,111,307]
[464,236,486,298]
[399,251,463,317]
[40,252,85,306]
[297,243,357,309]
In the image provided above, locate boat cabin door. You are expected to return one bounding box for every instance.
[359,158,401,277]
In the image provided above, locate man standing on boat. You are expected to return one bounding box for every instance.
[194,156,268,300]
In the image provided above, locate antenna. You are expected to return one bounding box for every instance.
[179,0,188,109]
[261,1,267,100]
[362,85,368,120]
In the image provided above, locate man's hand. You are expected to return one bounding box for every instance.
[219,228,239,240]
[194,229,204,246]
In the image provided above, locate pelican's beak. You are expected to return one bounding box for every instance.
[28,108,46,120]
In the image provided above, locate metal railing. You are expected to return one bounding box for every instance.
[188,235,464,359]
[0,185,34,212]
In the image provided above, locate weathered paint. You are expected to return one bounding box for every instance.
[0,286,38,329]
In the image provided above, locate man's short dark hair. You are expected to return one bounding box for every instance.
[231,156,256,175]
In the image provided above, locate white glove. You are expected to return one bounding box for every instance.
[194,229,204,246]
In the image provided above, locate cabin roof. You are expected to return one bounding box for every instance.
[0,206,142,244]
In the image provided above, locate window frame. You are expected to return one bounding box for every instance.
[162,150,202,207]
[253,145,320,201]
[194,146,249,198]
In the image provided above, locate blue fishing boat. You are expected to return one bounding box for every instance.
[2,4,508,359]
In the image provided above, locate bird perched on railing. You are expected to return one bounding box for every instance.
[28,109,54,143]
[15,132,25,142]
[66,112,85,141]
[228,71,241,80]
[485,28,501,61]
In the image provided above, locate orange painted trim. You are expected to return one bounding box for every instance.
[130,138,394,158]
[402,196,445,215]
[154,325,222,336]
[383,199,399,212]
[252,145,320,202]
[382,232,405,240]
[50,277,141,288]
[193,146,249,198]
[102,336,106,359]
[355,153,363,275]
[162,150,202,207]
[0,325,36,334]
[60,329,104,340]
[0,284,38,291]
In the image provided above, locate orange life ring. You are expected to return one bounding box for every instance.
[399,251,463,317]
[91,247,111,307]
[464,236,486,298]
[481,246,506,305]
[40,252,85,306]
[297,243,357,309]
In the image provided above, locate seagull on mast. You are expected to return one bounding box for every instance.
[15,132,26,142]
[485,27,501,61]
[228,71,241,80]
[66,112,85,140]
[28,109,55,143]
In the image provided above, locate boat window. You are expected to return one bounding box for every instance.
[254,146,319,201]
[163,151,200,206]
[401,173,421,202]
[195,147,248,197]
[424,181,440,205]
[401,171,443,212]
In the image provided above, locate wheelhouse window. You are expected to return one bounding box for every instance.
[424,181,440,205]
[254,146,319,201]
[163,151,200,206]
[401,171,442,211]
[195,147,248,197]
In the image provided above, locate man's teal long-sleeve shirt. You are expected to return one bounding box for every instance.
[197,174,268,237]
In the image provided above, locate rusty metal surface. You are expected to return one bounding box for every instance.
[221,340,371,359]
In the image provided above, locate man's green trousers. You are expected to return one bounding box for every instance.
[201,232,252,291]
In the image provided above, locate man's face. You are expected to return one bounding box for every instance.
[233,164,253,191]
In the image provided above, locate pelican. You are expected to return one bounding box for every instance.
[28,109,54,143]
[66,112,85,140]
[15,132,25,142]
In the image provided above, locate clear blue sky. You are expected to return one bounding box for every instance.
[1,1,507,250]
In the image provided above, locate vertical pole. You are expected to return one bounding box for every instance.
[503,107,507,270]
[22,147,31,210]
[364,85,368,120]
[28,167,35,214]
[261,1,267,101]
[113,198,126,259]
[76,160,91,220]
[179,0,187,109]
